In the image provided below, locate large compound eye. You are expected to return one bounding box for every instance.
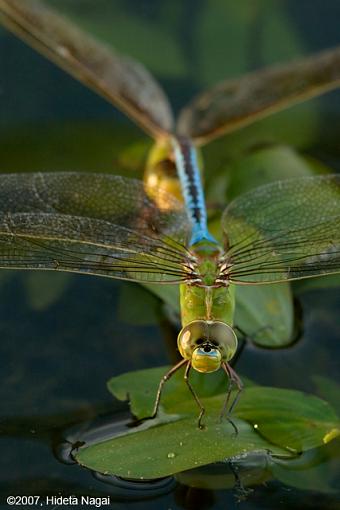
[177,320,208,360]
[209,322,238,362]
[177,320,238,365]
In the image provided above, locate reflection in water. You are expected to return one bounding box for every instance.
[57,411,177,498]
[93,472,177,499]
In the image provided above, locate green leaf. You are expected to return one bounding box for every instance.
[108,365,244,419]
[236,387,340,452]
[75,366,339,479]
[109,367,340,451]
[234,284,294,347]
[75,417,288,480]
[225,145,326,201]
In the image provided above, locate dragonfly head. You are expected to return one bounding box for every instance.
[177,320,238,373]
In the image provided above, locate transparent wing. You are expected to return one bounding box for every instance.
[0,173,192,283]
[178,47,340,145]
[0,0,174,139]
[221,175,340,284]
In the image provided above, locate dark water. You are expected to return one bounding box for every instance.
[0,1,340,508]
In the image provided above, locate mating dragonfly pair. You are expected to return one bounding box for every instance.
[0,0,340,428]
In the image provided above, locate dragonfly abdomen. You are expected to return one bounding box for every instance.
[172,136,217,246]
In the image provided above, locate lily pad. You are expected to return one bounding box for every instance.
[236,387,340,452]
[76,417,288,480]
[74,366,339,479]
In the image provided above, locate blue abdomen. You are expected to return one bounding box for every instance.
[172,137,217,246]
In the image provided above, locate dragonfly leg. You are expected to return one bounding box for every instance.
[149,359,188,420]
[219,374,233,422]
[184,363,206,429]
[220,362,244,434]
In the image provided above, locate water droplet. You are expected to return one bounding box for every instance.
[254,423,258,429]
[167,452,176,459]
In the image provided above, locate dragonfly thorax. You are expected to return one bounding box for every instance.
[177,320,238,373]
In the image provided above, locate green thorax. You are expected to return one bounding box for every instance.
[179,241,235,327]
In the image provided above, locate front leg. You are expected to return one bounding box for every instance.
[148,359,188,420]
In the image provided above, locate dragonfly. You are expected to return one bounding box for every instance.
[1,0,340,428]
[0,162,339,428]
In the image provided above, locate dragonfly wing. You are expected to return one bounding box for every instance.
[0,0,174,139]
[221,175,340,284]
[0,173,192,283]
[177,47,340,145]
